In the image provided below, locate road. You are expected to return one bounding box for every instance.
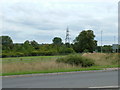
[2,71,118,88]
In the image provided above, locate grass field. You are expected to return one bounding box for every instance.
[1,53,119,76]
[1,55,65,63]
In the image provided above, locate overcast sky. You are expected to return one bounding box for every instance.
[0,0,119,45]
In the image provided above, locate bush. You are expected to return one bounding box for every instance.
[2,53,8,58]
[15,52,24,57]
[83,49,89,53]
[30,51,39,56]
[35,50,58,56]
[56,54,95,67]
[59,48,75,54]
[2,52,25,58]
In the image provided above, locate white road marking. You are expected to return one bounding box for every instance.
[89,86,119,88]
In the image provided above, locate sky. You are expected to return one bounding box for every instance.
[0,0,119,45]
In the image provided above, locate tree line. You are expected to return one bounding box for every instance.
[0,30,115,58]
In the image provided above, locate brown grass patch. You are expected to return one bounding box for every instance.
[2,61,78,73]
[82,53,119,65]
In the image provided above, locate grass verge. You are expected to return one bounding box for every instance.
[91,65,119,68]
[2,67,101,76]
[2,65,119,76]
[1,53,119,76]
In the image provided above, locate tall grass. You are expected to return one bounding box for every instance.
[2,61,80,74]
[2,53,119,75]
[82,53,119,66]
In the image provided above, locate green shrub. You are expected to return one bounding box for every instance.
[2,52,25,58]
[37,50,58,56]
[59,48,75,54]
[83,49,89,53]
[56,54,95,67]
[30,51,39,56]
[15,52,24,57]
[2,53,8,58]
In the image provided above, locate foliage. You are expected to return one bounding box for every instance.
[73,30,97,53]
[23,40,34,55]
[52,37,62,45]
[102,45,112,53]
[2,53,118,76]
[83,49,89,53]
[1,36,75,58]
[30,50,57,56]
[0,36,13,50]
[95,46,101,52]
[96,45,112,53]
[59,46,75,54]
[56,54,95,67]
[31,40,39,49]
[0,36,13,45]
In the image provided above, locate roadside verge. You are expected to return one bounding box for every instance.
[2,68,119,78]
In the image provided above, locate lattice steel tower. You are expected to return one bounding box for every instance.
[65,26,70,44]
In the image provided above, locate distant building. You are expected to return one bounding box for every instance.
[112,44,119,53]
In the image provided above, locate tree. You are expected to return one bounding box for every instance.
[31,40,39,49]
[0,36,13,50]
[23,40,34,55]
[102,45,112,53]
[52,37,62,45]
[96,46,101,52]
[12,43,23,52]
[73,30,97,53]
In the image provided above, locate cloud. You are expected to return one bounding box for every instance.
[0,0,118,45]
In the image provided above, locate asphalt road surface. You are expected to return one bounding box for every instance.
[2,71,118,88]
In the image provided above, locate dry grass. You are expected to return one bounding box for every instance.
[2,61,78,73]
[2,53,119,74]
[82,53,119,66]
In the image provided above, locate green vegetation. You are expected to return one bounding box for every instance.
[56,54,94,67]
[0,30,119,76]
[1,36,75,58]
[2,56,64,63]
[0,36,13,51]
[0,30,99,58]
[1,30,119,58]
[73,30,97,53]
[96,45,113,53]
[52,37,62,45]
[1,53,119,76]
